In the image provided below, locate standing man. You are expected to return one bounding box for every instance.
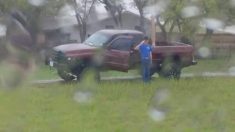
[135,36,153,82]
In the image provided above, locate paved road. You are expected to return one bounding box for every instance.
[33,72,235,84]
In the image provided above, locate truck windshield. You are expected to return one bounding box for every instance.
[84,32,111,47]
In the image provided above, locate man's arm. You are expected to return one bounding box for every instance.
[150,51,153,64]
[134,40,144,50]
[150,46,153,64]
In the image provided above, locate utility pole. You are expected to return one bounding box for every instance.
[151,16,156,46]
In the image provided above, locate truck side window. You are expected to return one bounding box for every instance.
[132,35,143,47]
[110,38,133,51]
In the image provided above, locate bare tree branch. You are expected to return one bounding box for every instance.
[98,0,123,27]
[72,0,97,42]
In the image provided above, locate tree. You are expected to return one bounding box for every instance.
[132,0,148,33]
[145,0,216,41]
[147,0,188,41]
[98,0,124,27]
[72,0,97,42]
[0,0,67,48]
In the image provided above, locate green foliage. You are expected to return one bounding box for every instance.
[145,0,235,41]
[0,0,66,15]
[0,0,28,13]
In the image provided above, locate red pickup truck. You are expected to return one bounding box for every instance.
[48,29,196,81]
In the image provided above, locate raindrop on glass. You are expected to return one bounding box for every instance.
[28,0,47,7]
[58,4,76,16]
[93,52,104,67]
[201,18,224,31]
[0,62,26,88]
[0,23,6,37]
[145,0,170,16]
[58,4,77,28]
[223,25,235,34]
[228,67,235,76]
[153,89,169,104]
[231,0,235,6]
[73,91,93,104]
[181,6,200,18]
[198,47,211,58]
[148,108,166,122]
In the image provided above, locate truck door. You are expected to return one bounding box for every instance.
[104,36,134,71]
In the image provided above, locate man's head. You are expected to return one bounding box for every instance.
[143,36,149,43]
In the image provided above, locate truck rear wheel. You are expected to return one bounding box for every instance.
[150,66,157,77]
[159,57,181,79]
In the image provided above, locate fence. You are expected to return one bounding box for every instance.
[195,33,235,58]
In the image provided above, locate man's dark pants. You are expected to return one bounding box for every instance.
[141,58,151,82]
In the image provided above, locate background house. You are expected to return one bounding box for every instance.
[41,9,151,47]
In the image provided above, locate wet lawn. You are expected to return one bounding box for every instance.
[0,77,235,131]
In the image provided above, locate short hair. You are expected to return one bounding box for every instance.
[143,36,149,40]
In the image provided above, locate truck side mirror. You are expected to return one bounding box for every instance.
[106,44,112,50]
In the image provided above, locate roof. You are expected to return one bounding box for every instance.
[96,29,143,35]
[88,10,150,25]
[41,10,150,31]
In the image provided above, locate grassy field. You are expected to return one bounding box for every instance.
[1,57,234,131]
[0,77,235,131]
[182,58,235,73]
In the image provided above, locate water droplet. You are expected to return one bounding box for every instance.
[74,91,93,104]
[145,0,170,16]
[148,108,166,122]
[198,47,211,58]
[201,18,224,30]
[93,51,105,66]
[57,4,77,28]
[28,0,47,7]
[228,67,235,76]
[0,62,25,88]
[181,6,200,18]
[153,89,169,105]
[231,0,235,6]
[0,23,7,37]
[222,25,235,34]
[58,4,76,16]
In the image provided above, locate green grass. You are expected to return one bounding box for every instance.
[183,53,235,73]
[32,65,59,80]
[0,77,235,131]
[182,58,234,73]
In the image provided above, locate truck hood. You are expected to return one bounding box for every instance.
[53,43,98,57]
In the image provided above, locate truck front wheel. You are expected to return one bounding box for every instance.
[57,63,85,81]
[57,69,75,81]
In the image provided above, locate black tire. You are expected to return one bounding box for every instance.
[57,63,85,82]
[72,64,86,80]
[73,59,101,82]
[158,58,181,79]
[57,69,75,81]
